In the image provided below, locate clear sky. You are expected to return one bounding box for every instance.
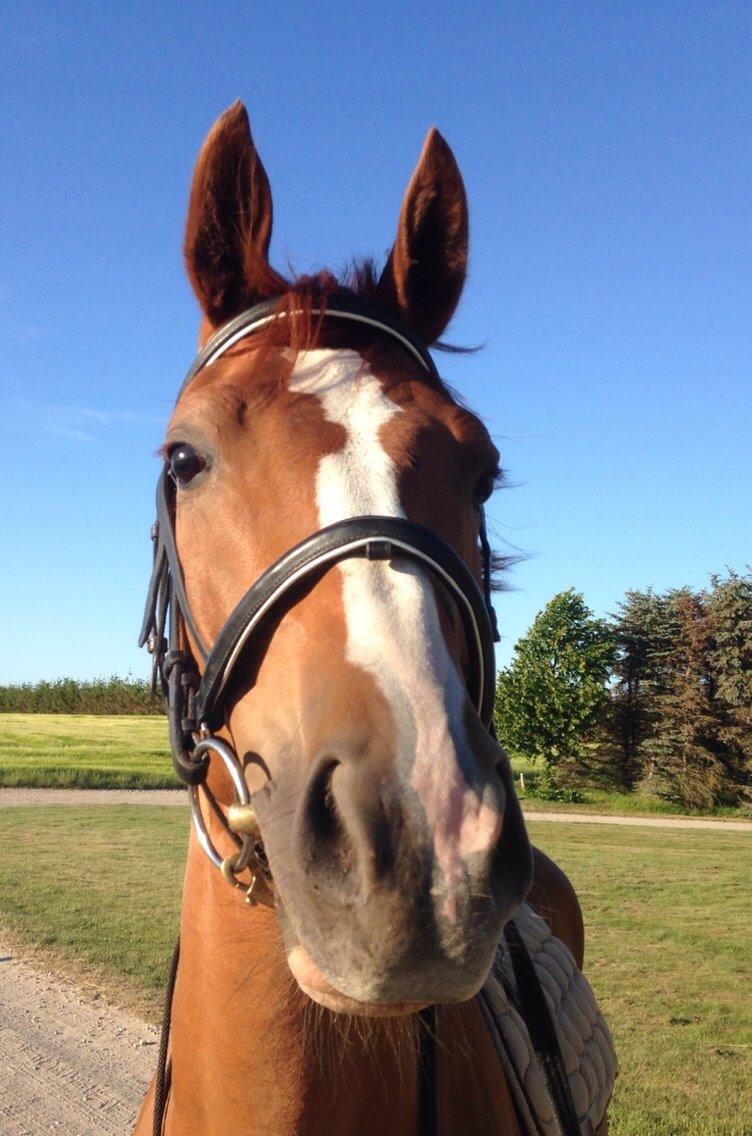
[2,2,749,683]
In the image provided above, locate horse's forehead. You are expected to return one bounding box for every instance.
[288,348,403,433]
[286,347,466,434]
[171,344,467,463]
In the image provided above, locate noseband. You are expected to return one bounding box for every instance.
[139,295,500,902]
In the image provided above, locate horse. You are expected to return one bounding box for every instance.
[134,102,614,1136]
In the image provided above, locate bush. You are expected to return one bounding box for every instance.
[0,676,160,715]
[530,783,585,804]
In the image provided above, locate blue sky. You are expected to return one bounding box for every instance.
[2,2,749,683]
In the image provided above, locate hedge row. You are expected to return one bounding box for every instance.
[0,677,162,715]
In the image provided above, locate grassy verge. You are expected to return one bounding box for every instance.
[519,790,750,818]
[0,806,185,1018]
[0,807,749,1132]
[509,754,749,819]
[0,714,174,788]
[528,820,752,1136]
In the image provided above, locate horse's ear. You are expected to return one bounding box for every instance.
[184,101,286,326]
[376,128,468,344]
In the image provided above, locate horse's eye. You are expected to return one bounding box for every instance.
[473,470,497,507]
[168,444,206,487]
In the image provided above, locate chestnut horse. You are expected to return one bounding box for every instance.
[135,102,609,1136]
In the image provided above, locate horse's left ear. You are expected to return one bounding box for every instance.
[184,101,285,328]
[376,128,469,344]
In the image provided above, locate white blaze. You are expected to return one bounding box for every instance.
[290,350,502,918]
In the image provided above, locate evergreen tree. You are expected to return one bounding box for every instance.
[610,578,751,809]
[609,589,677,789]
[646,588,728,810]
[494,589,615,778]
[707,569,752,800]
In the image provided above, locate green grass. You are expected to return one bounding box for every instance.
[527,820,752,1136]
[521,789,748,818]
[0,806,185,1016]
[0,807,749,1133]
[0,713,175,788]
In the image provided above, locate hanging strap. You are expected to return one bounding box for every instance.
[418,1005,438,1136]
[502,920,582,1136]
[153,938,180,1136]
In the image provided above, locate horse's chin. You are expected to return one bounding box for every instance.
[287,944,430,1017]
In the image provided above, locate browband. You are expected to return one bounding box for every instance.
[177,294,441,399]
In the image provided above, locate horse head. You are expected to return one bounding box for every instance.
[152,101,533,1016]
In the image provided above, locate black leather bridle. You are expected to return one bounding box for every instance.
[139,295,500,796]
[139,295,582,1136]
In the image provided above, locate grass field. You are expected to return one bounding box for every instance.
[2,714,749,821]
[0,807,749,1134]
[0,714,173,788]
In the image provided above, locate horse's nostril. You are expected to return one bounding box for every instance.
[304,759,341,845]
[300,759,356,886]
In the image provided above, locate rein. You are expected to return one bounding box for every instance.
[140,296,581,1136]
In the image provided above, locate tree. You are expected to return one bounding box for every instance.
[610,577,751,809]
[645,588,728,810]
[609,589,678,789]
[494,589,615,779]
[707,569,752,801]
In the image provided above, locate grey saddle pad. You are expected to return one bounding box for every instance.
[479,902,617,1136]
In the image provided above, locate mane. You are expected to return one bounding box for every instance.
[238,260,381,355]
[225,258,476,369]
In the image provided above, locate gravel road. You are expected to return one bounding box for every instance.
[523,809,752,831]
[0,788,186,807]
[0,949,156,1135]
[1,788,750,830]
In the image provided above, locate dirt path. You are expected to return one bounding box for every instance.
[1,788,750,830]
[0,948,156,1135]
[0,788,186,807]
[522,809,752,831]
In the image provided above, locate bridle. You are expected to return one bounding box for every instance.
[139,293,501,906]
[139,294,582,1136]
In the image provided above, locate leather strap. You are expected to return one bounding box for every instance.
[418,1005,438,1136]
[153,938,180,1136]
[503,921,582,1136]
[177,294,441,398]
[195,514,497,731]
[141,471,499,784]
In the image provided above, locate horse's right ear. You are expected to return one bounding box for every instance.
[184,101,287,327]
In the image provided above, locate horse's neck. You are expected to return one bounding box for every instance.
[165,832,418,1135]
[166,832,519,1136]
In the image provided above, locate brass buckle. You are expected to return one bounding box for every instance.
[220,851,274,908]
[187,734,274,909]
